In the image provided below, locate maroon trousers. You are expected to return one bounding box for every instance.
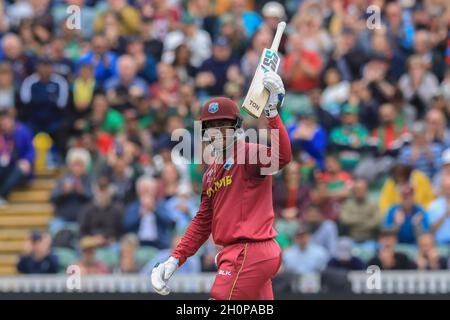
[210,239,282,300]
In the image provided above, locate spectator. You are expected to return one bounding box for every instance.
[261,2,287,54]
[308,181,339,222]
[78,175,124,244]
[0,33,30,86]
[78,34,118,84]
[308,88,339,134]
[398,121,443,179]
[282,33,322,93]
[172,43,198,85]
[48,37,75,80]
[303,205,338,256]
[326,237,365,271]
[273,160,311,220]
[384,184,430,245]
[428,168,450,245]
[368,229,416,270]
[399,55,440,118]
[87,91,124,136]
[162,13,211,69]
[0,109,34,207]
[320,68,350,117]
[123,176,174,248]
[316,154,353,202]
[283,224,329,275]
[50,148,92,230]
[340,178,380,244]
[413,29,446,82]
[116,233,140,273]
[94,0,141,36]
[52,0,96,40]
[330,103,369,171]
[415,233,447,270]
[288,107,327,170]
[370,103,410,158]
[228,0,262,39]
[196,36,241,96]
[104,54,149,111]
[425,108,450,148]
[379,163,435,216]
[75,236,110,275]
[0,62,18,112]
[19,56,69,142]
[126,37,158,84]
[17,231,59,274]
[165,184,197,234]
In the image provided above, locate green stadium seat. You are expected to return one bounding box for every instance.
[53,247,78,273]
[135,247,159,266]
[95,247,120,269]
[395,244,418,260]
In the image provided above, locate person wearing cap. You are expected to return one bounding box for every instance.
[19,55,69,147]
[288,104,327,170]
[383,184,430,245]
[282,224,329,275]
[152,71,291,299]
[75,236,110,275]
[16,231,59,274]
[0,108,34,207]
[330,103,369,170]
[196,36,241,96]
[162,12,212,69]
[367,228,416,270]
[427,157,450,245]
[398,121,443,179]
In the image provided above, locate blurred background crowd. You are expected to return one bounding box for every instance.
[1,0,450,286]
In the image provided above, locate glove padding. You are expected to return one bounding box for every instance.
[263,71,285,118]
[151,256,179,295]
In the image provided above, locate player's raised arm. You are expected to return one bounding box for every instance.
[247,71,292,176]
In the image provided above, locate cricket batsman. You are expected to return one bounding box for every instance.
[151,71,291,300]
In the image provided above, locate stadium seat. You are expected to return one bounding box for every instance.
[395,244,418,260]
[352,247,376,263]
[135,247,159,267]
[53,247,78,273]
[95,247,120,269]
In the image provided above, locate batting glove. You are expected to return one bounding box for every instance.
[151,256,179,295]
[263,71,285,118]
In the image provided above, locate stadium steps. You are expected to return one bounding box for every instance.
[0,168,60,275]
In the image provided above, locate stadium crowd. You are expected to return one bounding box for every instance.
[1,0,450,281]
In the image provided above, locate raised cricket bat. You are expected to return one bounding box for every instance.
[242,21,286,118]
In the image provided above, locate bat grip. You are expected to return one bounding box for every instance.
[270,21,286,51]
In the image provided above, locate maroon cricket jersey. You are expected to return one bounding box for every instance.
[172,116,291,265]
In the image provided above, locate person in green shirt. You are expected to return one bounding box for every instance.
[85,92,125,135]
[330,103,369,170]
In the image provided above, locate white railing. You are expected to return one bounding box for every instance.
[1,271,450,294]
[348,270,450,294]
[0,273,216,293]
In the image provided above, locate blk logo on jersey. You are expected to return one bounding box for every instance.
[206,175,232,198]
[218,269,232,276]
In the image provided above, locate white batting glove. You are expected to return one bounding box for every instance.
[151,256,179,295]
[263,71,285,118]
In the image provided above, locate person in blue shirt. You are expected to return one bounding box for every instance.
[288,107,327,170]
[0,109,34,206]
[78,34,118,84]
[384,184,430,244]
[427,172,450,245]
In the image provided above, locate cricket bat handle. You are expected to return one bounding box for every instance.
[270,21,286,51]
